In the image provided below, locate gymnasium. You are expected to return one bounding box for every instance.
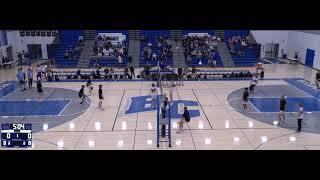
[1,30,320,150]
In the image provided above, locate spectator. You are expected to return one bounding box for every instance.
[118,55,123,68]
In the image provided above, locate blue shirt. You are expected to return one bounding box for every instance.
[17,71,25,81]
[27,70,33,79]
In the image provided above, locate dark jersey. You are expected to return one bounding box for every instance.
[243,90,249,101]
[79,88,84,97]
[183,110,190,122]
[37,82,42,93]
[280,99,286,111]
[99,88,103,99]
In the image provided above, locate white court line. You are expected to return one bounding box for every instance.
[58,100,72,116]
[248,101,261,112]
[0,88,19,101]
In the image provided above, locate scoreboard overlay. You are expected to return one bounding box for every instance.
[1,124,32,148]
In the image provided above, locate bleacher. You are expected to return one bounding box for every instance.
[182,30,223,67]
[89,30,129,67]
[225,30,259,66]
[139,30,173,67]
[55,30,83,68]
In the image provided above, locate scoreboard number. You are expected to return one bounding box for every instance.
[1,124,32,148]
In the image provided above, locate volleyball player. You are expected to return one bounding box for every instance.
[86,78,93,95]
[249,75,258,93]
[37,80,44,102]
[278,95,287,124]
[79,85,85,105]
[242,88,249,111]
[97,84,104,110]
[150,83,159,108]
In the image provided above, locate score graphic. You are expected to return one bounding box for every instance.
[1,124,32,148]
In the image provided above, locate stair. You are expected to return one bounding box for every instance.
[215,30,225,41]
[217,42,235,67]
[128,30,140,67]
[77,40,95,68]
[170,30,185,66]
[84,30,96,40]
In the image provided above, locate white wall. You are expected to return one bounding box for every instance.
[251,30,289,58]
[287,31,320,69]
[6,31,55,60]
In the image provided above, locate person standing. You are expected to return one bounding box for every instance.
[36,65,42,80]
[150,83,159,108]
[17,68,26,91]
[176,106,190,134]
[278,95,287,124]
[177,66,184,86]
[129,66,135,78]
[37,80,44,102]
[296,104,304,132]
[79,85,85,105]
[27,68,33,88]
[86,78,93,95]
[97,84,104,110]
[249,75,258,93]
[242,87,249,111]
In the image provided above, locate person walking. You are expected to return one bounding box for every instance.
[278,95,287,124]
[79,85,85,105]
[242,88,249,111]
[296,104,304,132]
[97,84,104,110]
[27,68,33,88]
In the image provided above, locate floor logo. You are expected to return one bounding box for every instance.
[124,95,200,118]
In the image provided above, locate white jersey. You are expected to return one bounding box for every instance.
[250,77,258,86]
[297,107,304,119]
[150,87,159,95]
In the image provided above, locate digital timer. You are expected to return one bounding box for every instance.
[1,124,32,148]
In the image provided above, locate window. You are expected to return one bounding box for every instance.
[36,30,41,36]
[41,30,46,36]
[25,30,30,36]
[20,30,25,37]
[31,30,35,36]
[46,30,51,36]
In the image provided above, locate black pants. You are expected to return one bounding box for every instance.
[28,79,33,88]
[130,71,135,78]
[37,72,42,80]
[298,118,302,131]
[249,85,256,92]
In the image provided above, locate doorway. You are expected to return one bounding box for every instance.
[27,44,42,60]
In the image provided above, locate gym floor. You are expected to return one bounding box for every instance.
[1,61,320,150]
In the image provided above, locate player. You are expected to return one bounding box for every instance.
[86,78,93,95]
[37,80,44,102]
[79,85,85,105]
[315,70,320,90]
[97,84,104,110]
[278,95,287,124]
[176,106,190,134]
[296,104,304,132]
[242,88,249,111]
[150,83,159,108]
[177,66,184,86]
[249,75,258,93]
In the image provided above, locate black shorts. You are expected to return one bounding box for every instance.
[38,89,43,93]
[19,80,25,84]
